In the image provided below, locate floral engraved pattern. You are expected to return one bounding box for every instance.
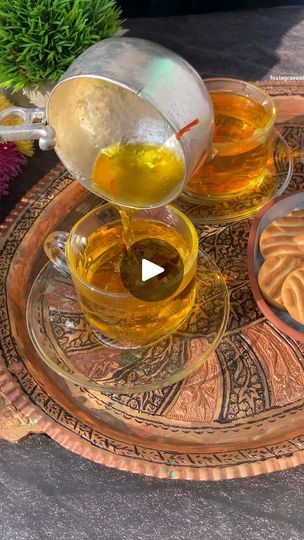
[1,92,304,480]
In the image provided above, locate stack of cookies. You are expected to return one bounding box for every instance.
[258,209,304,324]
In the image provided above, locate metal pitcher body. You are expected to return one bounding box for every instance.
[0,37,214,207]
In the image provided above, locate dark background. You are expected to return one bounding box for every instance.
[119,0,303,17]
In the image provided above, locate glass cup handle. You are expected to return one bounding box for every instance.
[44,231,70,277]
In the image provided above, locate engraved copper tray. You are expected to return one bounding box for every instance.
[1,82,304,480]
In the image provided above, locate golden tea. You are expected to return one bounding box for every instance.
[68,211,197,348]
[91,142,185,208]
[119,207,135,248]
[186,88,275,199]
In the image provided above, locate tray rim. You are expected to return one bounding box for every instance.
[2,83,304,481]
[1,161,304,481]
[2,351,304,481]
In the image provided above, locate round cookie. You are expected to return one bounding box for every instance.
[258,255,303,310]
[282,268,304,325]
[260,210,304,260]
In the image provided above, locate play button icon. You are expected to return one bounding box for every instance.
[120,238,184,302]
[142,259,164,282]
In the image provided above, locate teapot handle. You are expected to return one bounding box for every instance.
[0,106,56,150]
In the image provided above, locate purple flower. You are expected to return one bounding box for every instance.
[0,142,27,198]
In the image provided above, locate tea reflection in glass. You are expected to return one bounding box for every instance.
[185,78,276,199]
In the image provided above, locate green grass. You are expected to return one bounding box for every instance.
[0,0,122,91]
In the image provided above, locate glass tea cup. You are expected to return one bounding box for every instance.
[44,204,198,350]
[185,78,276,200]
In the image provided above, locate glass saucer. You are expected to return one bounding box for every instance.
[179,129,293,224]
[26,251,229,394]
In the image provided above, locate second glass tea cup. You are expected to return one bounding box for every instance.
[185,77,276,200]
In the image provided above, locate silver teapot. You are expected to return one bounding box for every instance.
[0,37,214,207]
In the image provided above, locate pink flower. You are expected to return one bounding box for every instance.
[0,142,27,198]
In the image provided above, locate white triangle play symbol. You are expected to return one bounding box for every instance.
[141,258,164,282]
